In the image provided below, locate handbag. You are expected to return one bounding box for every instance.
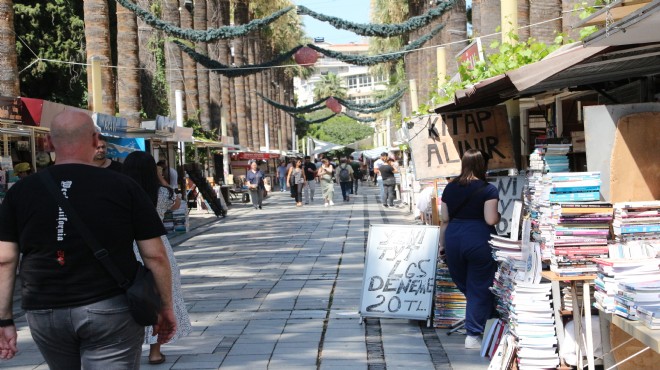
[39,171,162,326]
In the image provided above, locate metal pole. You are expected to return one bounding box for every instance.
[265,122,270,153]
[175,90,185,167]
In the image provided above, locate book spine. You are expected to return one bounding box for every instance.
[550,192,601,202]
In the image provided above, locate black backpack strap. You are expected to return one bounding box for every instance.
[448,181,489,222]
[39,171,132,289]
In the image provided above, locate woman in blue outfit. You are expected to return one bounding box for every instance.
[439,149,500,349]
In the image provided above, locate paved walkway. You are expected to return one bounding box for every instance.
[2,183,490,370]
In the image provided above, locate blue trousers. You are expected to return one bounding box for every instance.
[279,176,287,191]
[444,219,497,336]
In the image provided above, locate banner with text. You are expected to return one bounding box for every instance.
[409,107,515,179]
[359,224,440,321]
[489,175,525,235]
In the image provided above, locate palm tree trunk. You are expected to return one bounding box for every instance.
[137,0,161,117]
[195,0,211,130]
[530,0,561,45]
[445,0,467,78]
[162,0,185,118]
[478,0,500,53]
[0,0,19,96]
[116,0,141,127]
[84,0,116,114]
[207,0,221,131]
[562,0,586,41]
[472,0,481,37]
[518,0,530,43]
[180,3,199,121]
[233,0,249,148]
[247,37,261,149]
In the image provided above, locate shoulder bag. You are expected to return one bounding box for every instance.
[39,171,162,326]
[448,180,489,222]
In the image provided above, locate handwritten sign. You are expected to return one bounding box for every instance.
[359,224,440,321]
[489,175,525,235]
[409,107,515,179]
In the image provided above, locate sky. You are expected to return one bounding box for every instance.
[293,0,371,44]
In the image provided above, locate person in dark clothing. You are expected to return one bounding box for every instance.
[303,156,317,204]
[348,156,361,195]
[245,160,265,209]
[378,158,397,207]
[93,138,123,172]
[336,158,354,202]
[439,149,500,349]
[287,158,306,207]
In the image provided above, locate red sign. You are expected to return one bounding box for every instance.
[456,38,484,70]
[233,152,281,160]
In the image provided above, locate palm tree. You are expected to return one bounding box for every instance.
[313,73,347,101]
[530,0,562,45]
[162,0,185,118]
[476,0,501,54]
[195,0,211,130]
[137,0,165,117]
[180,3,199,121]
[247,38,262,149]
[0,0,19,96]
[83,0,116,114]
[116,0,142,127]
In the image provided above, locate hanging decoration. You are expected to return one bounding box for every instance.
[343,112,376,123]
[176,41,302,77]
[258,93,328,114]
[326,97,342,114]
[336,89,406,114]
[115,0,294,42]
[296,1,455,37]
[294,47,319,66]
[307,23,444,66]
[292,113,338,125]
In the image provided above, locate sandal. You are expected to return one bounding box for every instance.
[148,354,166,365]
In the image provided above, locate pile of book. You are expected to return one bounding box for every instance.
[163,204,189,235]
[433,262,466,328]
[592,258,660,314]
[547,172,601,203]
[550,202,613,276]
[481,318,508,358]
[528,144,571,173]
[613,201,660,246]
[615,280,660,321]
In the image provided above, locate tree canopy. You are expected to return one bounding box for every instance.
[302,108,374,145]
[312,73,347,100]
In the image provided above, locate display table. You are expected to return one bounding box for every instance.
[600,313,660,369]
[541,271,597,370]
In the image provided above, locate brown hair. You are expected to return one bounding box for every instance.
[452,149,488,185]
[322,159,329,165]
[295,159,303,168]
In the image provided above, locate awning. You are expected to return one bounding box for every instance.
[311,138,344,155]
[352,146,397,160]
[231,152,281,160]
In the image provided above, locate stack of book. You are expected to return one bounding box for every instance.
[489,235,523,263]
[550,202,613,276]
[613,201,660,246]
[163,204,189,235]
[614,280,660,320]
[637,306,660,329]
[547,172,601,203]
[481,318,508,358]
[528,144,571,172]
[433,262,466,328]
[592,258,660,314]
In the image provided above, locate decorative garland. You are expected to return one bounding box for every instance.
[115,0,294,42]
[176,41,302,77]
[336,89,405,113]
[258,93,328,113]
[343,112,376,123]
[297,1,455,37]
[307,23,444,66]
[292,113,337,125]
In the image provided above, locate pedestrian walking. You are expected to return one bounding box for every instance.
[246,160,265,209]
[318,159,335,207]
[287,158,306,207]
[349,155,361,195]
[373,152,388,202]
[276,160,288,192]
[286,158,295,198]
[337,158,354,202]
[439,149,500,349]
[379,158,398,207]
[0,111,176,368]
[303,156,317,204]
[123,151,192,365]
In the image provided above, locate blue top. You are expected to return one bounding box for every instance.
[277,165,287,177]
[246,169,265,190]
[441,180,498,220]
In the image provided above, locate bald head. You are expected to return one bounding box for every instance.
[48,111,98,164]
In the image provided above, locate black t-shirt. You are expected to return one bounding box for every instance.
[379,164,395,185]
[303,162,317,180]
[0,164,166,310]
[441,180,499,220]
[107,160,123,172]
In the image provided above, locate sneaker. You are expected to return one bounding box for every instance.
[464,335,482,349]
[383,205,389,208]
[329,201,335,206]
[324,203,329,207]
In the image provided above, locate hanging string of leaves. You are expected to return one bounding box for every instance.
[296,1,455,37]
[115,0,294,42]
[336,89,405,113]
[343,112,376,123]
[292,113,338,125]
[258,93,328,113]
[307,23,444,66]
[175,41,302,77]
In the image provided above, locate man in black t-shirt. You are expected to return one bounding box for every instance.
[302,156,317,204]
[0,111,176,367]
[93,137,123,172]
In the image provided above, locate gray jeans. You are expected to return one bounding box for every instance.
[26,294,144,370]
